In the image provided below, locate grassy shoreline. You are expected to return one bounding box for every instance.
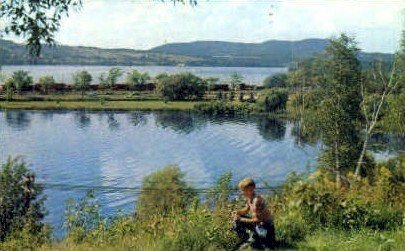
[0,100,199,111]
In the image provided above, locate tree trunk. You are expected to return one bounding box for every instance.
[355,131,369,177]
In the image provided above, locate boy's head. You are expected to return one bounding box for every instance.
[238,177,255,197]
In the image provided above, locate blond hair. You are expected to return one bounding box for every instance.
[238,177,256,190]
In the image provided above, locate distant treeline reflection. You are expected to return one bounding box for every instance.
[3,110,404,153]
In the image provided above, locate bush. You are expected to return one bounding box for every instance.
[256,89,288,112]
[10,70,33,93]
[4,77,14,100]
[156,72,208,101]
[194,101,254,116]
[38,75,55,94]
[270,167,404,233]
[64,190,104,243]
[126,70,150,90]
[0,157,48,243]
[136,166,197,217]
[73,70,92,96]
[263,73,288,88]
[99,67,123,89]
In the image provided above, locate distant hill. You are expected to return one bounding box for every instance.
[0,38,393,67]
[150,39,394,67]
[0,39,202,66]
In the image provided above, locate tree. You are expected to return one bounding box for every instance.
[137,166,196,217]
[73,70,92,97]
[126,70,150,91]
[206,77,220,86]
[256,89,288,113]
[0,0,83,57]
[229,72,243,90]
[11,70,33,94]
[98,68,123,89]
[354,31,404,177]
[38,76,55,94]
[263,73,287,88]
[0,157,47,242]
[318,34,362,179]
[156,72,208,101]
[4,77,14,101]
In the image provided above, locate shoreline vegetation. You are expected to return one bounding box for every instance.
[0,100,198,111]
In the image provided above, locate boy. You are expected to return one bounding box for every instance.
[232,177,275,249]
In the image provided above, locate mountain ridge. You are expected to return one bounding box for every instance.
[0,38,393,67]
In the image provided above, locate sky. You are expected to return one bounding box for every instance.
[4,0,405,53]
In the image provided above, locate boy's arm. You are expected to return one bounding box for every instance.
[235,205,249,216]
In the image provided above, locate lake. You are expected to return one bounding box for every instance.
[0,65,288,85]
[0,110,402,237]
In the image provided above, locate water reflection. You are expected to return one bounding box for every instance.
[128,112,147,127]
[290,120,320,147]
[256,117,286,141]
[4,110,31,130]
[155,111,203,134]
[107,114,120,130]
[73,111,91,128]
[369,133,405,154]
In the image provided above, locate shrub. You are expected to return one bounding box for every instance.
[4,77,14,100]
[263,73,288,88]
[156,72,208,101]
[126,70,150,90]
[194,101,254,116]
[136,166,197,217]
[11,70,33,93]
[256,89,288,112]
[73,70,92,96]
[64,190,104,243]
[99,67,123,89]
[0,157,48,243]
[38,75,55,94]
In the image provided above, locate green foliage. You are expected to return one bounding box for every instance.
[38,75,55,94]
[0,157,48,243]
[137,166,197,217]
[263,73,288,88]
[156,72,208,101]
[10,70,33,93]
[194,101,254,116]
[270,165,404,235]
[297,228,405,251]
[206,77,220,86]
[99,68,123,89]
[256,89,288,113]
[206,172,234,208]
[0,0,82,57]
[4,77,14,101]
[317,34,363,173]
[73,70,92,96]
[64,190,104,243]
[229,72,243,89]
[380,92,405,134]
[126,70,150,90]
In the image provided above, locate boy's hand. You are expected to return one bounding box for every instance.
[232,212,241,221]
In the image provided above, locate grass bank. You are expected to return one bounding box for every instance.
[0,100,198,111]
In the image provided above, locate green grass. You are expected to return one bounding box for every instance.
[297,228,405,251]
[0,100,199,111]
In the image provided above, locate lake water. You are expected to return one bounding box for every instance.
[1,65,287,85]
[0,110,402,237]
